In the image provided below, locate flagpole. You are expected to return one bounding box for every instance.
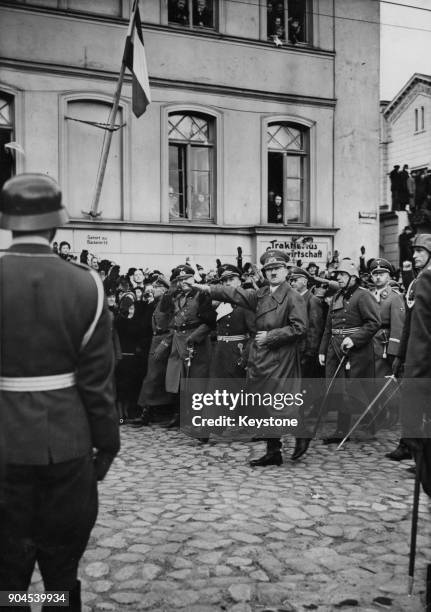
[83,0,139,218]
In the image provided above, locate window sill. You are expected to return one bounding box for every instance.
[414,129,426,135]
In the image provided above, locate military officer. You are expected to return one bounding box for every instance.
[164,264,216,427]
[387,232,431,461]
[209,264,256,379]
[318,259,381,443]
[289,267,326,459]
[194,250,308,466]
[0,174,120,610]
[370,258,405,380]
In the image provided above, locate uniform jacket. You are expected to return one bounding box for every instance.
[209,302,256,378]
[404,267,431,378]
[319,284,381,378]
[165,288,216,393]
[138,293,175,406]
[0,242,119,465]
[301,289,326,358]
[371,286,405,359]
[209,282,307,389]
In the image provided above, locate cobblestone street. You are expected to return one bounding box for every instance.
[32,426,430,611]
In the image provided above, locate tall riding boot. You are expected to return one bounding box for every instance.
[250,438,283,466]
[322,412,351,444]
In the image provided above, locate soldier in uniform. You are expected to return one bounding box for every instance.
[164,264,216,427]
[134,276,175,427]
[289,267,326,459]
[0,174,120,610]
[386,232,431,460]
[318,259,381,443]
[194,250,308,466]
[367,259,405,433]
[209,264,255,379]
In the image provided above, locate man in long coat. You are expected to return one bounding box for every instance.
[289,266,326,459]
[0,174,119,610]
[387,232,431,460]
[164,264,216,427]
[318,259,381,443]
[195,250,307,466]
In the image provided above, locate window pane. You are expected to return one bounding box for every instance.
[66,101,122,219]
[0,98,11,126]
[286,155,301,178]
[169,144,186,218]
[193,0,214,28]
[285,201,301,222]
[169,114,210,143]
[286,178,301,200]
[190,148,211,219]
[268,124,302,151]
[168,0,190,26]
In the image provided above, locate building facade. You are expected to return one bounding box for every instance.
[380,73,431,266]
[0,0,380,273]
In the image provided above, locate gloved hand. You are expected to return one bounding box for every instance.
[318,354,326,367]
[341,337,354,352]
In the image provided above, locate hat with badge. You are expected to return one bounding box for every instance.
[218,264,241,280]
[171,264,195,281]
[336,258,359,277]
[369,258,394,275]
[290,266,310,280]
[0,173,69,231]
[260,249,290,270]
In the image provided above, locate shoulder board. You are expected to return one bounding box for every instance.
[427,264,431,272]
[359,286,369,291]
[390,287,402,295]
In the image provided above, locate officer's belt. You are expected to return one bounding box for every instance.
[331,327,362,336]
[174,323,200,331]
[0,372,76,392]
[217,334,248,342]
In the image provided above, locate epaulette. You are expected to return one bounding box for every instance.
[390,287,402,295]
[359,286,368,291]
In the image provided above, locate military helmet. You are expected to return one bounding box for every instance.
[412,233,431,253]
[0,173,69,231]
[336,259,359,277]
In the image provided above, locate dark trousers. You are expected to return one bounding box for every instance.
[0,455,98,611]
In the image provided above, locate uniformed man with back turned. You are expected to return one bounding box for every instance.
[0,174,120,611]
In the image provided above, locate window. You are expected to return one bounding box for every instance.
[415,106,425,132]
[0,94,15,190]
[267,122,308,224]
[267,0,309,44]
[168,0,216,30]
[168,113,215,221]
[64,99,124,219]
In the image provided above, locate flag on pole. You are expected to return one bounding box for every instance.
[124,5,151,117]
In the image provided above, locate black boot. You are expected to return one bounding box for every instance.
[161,413,180,428]
[291,437,310,460]
[249,451,283,467]
[130,406,151,428]
[250,439,282,466]
[385,439,412,461]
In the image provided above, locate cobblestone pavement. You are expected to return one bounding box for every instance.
[31,426,430,611]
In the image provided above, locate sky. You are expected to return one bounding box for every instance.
[381,0,431,100]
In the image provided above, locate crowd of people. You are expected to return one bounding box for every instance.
[389,163,431,213]
[51,235,431,468]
